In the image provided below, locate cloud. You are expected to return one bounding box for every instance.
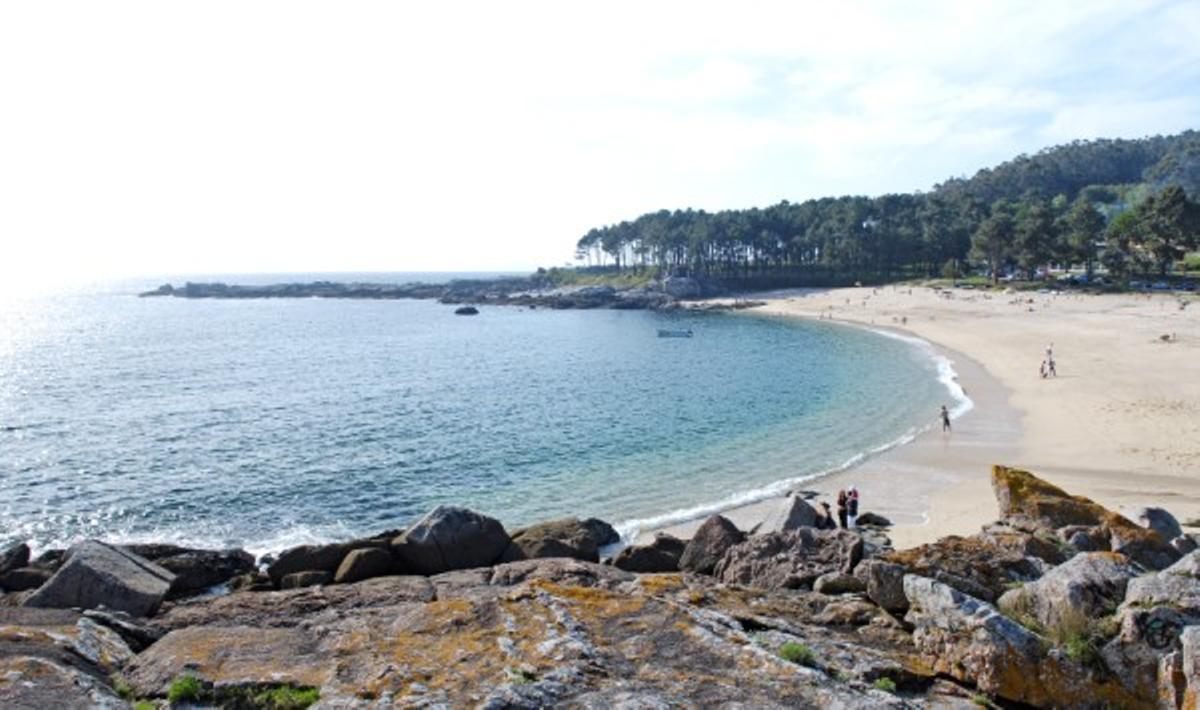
[0,0,1198,281]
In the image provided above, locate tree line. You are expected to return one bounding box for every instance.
[575,131,1200,286]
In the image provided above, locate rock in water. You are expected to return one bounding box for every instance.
[156,549,256,598]
[679,515,744,575]
[392,505,511,575]
[0,567,52,592]
[335,548,397,584]
[454,305,479,315]
[715,529,863,590]
[502,517,619,563]
[757,495,820,534]
[23,541,174,617]
[0,542,30,575]
[1137,506,1184,541]
[612,534,686,573]
[997,551,1140,629]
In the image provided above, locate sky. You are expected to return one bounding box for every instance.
[2,1,1199,286]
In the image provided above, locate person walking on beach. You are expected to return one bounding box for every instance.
[836,489,849,529]
[847,486,859,528]
[940,405,951,432]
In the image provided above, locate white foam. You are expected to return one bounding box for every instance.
[612,322,974,543]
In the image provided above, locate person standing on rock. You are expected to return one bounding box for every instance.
[836,489,849,529]
[847,486,859,528]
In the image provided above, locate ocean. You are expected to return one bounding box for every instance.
[0,274,968,556]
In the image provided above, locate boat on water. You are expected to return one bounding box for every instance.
[657,328,693,338]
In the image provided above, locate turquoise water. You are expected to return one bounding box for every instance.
[0,275,964,556]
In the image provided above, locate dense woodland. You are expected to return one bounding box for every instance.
[574,131,1200,287]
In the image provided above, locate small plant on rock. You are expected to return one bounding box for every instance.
[167,675,204,703]
[873,677,898,693]
[778,642,816,667]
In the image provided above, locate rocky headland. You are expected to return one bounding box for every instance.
[138,276,765,312]
[4,465,1200,708]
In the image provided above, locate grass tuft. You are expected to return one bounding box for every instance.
[778,641,817,667]
[873,677,898,693]
[167,675,203,703]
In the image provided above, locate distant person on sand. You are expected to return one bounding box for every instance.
[940,405,951,432]
[836,489,849,529]
[847,486,859,528]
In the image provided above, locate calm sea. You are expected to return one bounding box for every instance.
[0,273,967,556]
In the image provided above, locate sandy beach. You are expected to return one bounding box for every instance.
[643,285,1200,549]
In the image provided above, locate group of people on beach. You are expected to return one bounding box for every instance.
[835,486,859,528]
[1040,342,1057,378]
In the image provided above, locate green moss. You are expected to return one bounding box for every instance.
[133,702,157,710]
[778,642,816,667]
[247,685,320,709]
[110,674,135,700]
[164,678,318,709]
[872,677,898,693]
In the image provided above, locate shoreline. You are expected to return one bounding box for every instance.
[636,285,1200,549]
[635,311,1021,549]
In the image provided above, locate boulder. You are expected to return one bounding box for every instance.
[813,572,866,595]
[502,517,619,563]
[1123,550,1200,615]
[757,495,821,534]
[267,535,391,586]
[714,528,862,590]
[0,542,30,574]
[280,570,333,589]
[334,547,397,584]
[157,548,255,597]
[904,574,1140,707]
[997,551,1141,630]
[1173,535,1198,556]
[678,515,744,575]
[23,540,174,617]
[855,512,892,527]
[1138,507,1184,541]
[1058,524,1110,552]
[857,559,908,613]
[612,534,686,573]
[883,534,1043,603]
[0,567,52,592]
[992,465,1178,570]
[392,506,511,575]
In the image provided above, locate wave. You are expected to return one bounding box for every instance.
[612,323,974,543]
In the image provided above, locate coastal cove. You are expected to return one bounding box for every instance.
[1,282,956,558]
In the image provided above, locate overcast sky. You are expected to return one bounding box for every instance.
[2,1,1198,285]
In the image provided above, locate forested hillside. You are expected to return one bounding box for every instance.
[575,130,1200,286]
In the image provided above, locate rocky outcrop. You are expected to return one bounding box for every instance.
[998,551,1141,630]
[904,574,1141,707]
[392,506,511,575]
[281,571,332,589]
[883,534,1043,603]
[0,608,134,708]
[678,515,744,574]
[992,465,1179,570]
[501,517,619,563]
[156,548,255,597]
[0,566,52,592]
[715,528,863,590]
[23,541,175,617]
[612,533,686,573]
[857,559,909,613]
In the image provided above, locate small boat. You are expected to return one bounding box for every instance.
[657,328,693,338]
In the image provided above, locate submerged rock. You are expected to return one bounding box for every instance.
[23,540,174,617]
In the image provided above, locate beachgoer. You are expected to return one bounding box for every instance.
[940,405,951,432]
[1040,360,1047,378]
[836,489,849,529]
[1048,358,1057,377]
[847,486,859,528]
[1045,342,1054,361]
